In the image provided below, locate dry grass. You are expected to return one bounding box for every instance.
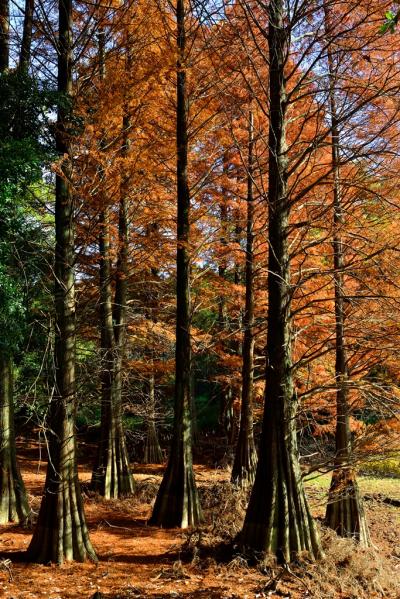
[304,527,400,598]
[198,481,249,540]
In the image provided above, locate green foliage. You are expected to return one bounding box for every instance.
[359,455,400,478]
[0,194,27,353]
[0,190,51,353]
[0,70,57,185]
[123,414,145,432]
[0,71,55,355]
[0,264,25,352]
[194,393,219,430]
[76,405,101,430]
[380,7,400,34]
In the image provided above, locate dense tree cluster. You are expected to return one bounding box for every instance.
[0,0,399,567]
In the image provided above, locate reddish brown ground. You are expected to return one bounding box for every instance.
[0,441,399,599]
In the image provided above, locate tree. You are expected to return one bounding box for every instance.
[0,0,29,526]
[0,0,9,73]
[323,2,370,545]
[90,26,134,499]
[239,0,323,561]
[19,0,34,72]
[149,0,202,528]
[27,0,96,563]
[0,353,29,524]
[231,109,258,487]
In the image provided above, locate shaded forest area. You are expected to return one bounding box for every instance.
[0,0,400,597]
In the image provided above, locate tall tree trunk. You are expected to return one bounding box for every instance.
[142,227,163,465]
[0,0,9,73]
[324,4,369,545]
[27,0,96,563]
[231,110,257,488]
[19,0,34,71]
[218,189,235,444]
[144,372,163,464]
[239,1,322,562]
[91,29,134,499]
[0,0,29,526]
[0,354,29,524]
[91,204,134,498]
[149,0,201,528]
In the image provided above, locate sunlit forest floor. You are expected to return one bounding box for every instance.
[0,440,399,599]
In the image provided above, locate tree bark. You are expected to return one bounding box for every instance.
[231,110,257,488]
[323,3,370,546]
[142,228,163,465]
[27,0,96,563]
[218,193,235,443]
[0,0,9,73]
[19,0,34,71]
[144,373,163,464]
[0,354,29,524]
[91,205,134,498]
[149,0,201,528]
[239,1,322,562]
[90,30,134,499]
[0,0,30,527]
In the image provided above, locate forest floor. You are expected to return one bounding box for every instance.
[0,440,399,599]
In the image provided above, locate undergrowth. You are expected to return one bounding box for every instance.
[179,481,399,598]
[306,528,399,598]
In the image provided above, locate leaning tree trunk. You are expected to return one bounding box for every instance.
[0,0,29,526]
[0,353,29,524]
[324,2,369,545]
[27,0,96,564]
[91,31,134,499]
[149,0,201,528]
[231,110,257,488]
[239,0,322,562]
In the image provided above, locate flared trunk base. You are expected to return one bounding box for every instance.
[325,468,370,546]
[27,476,97,564]
[0,354,30,525]
[231,433,257,488]
[91,434,134,499]
[0,463,29,525]
[239,435,322,563]
[149,451,202,528]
